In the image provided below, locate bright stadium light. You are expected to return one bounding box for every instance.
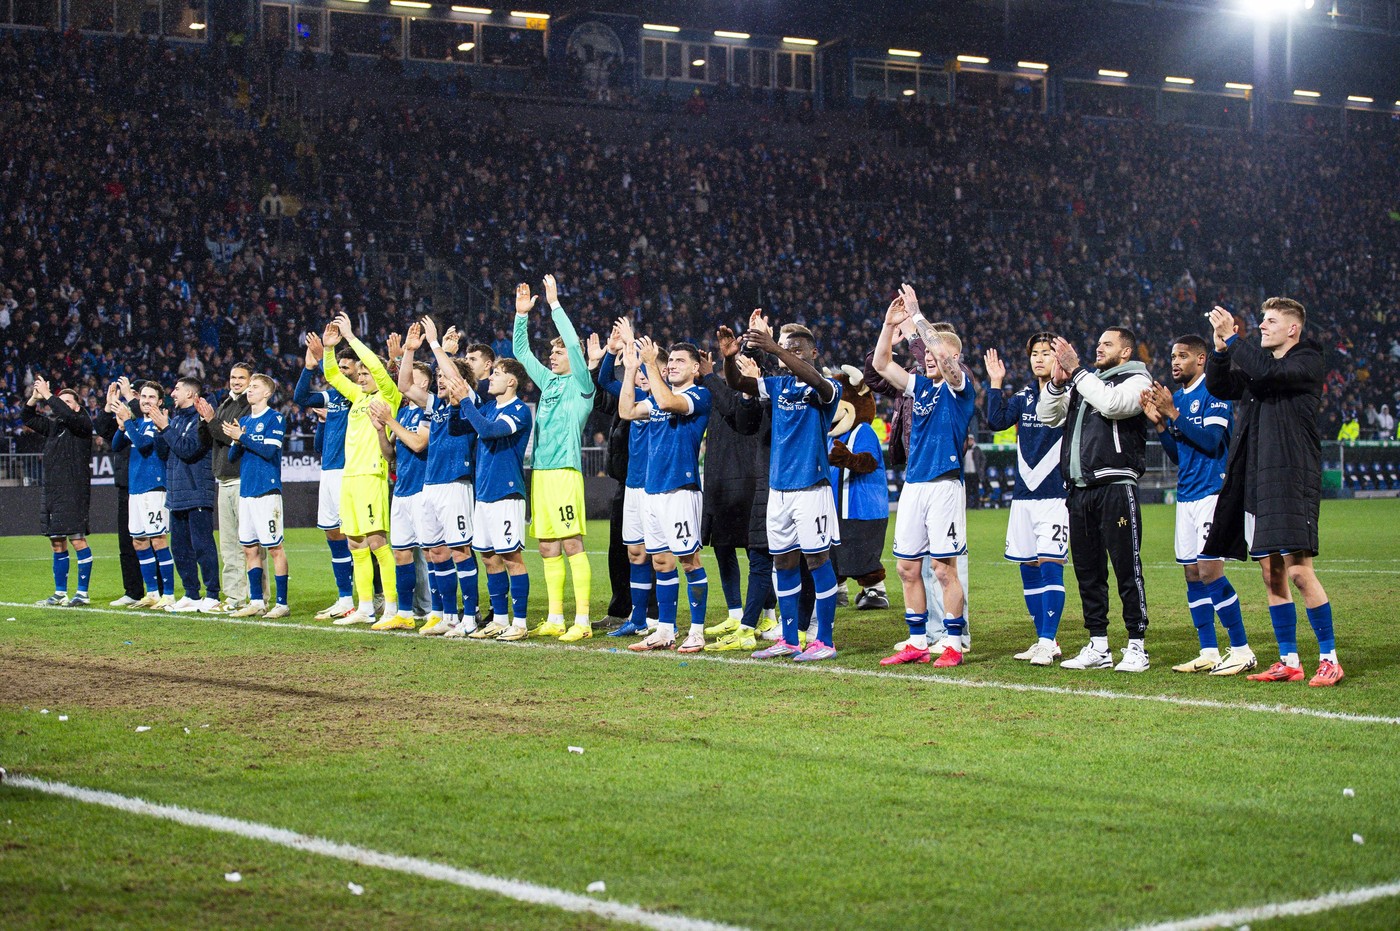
[956,55,990,64]
[1225,81,1254,90]
[1164,76,1195,85]
[902,89,916,96]
[1346,95,1373,103]
[510,10,549,19]
[642,23,680,33]
[714,30,750,40]
[1017,61,1049,71]
[1293,88,1321,97]
[888,48,921,58]
[783,37,819,46]
[451,6,492,14]
[1242,0,1314,17]
[391,1,431,8]
[457,41,475,51]
[691,59,706,67]
[1098,69,1129,78]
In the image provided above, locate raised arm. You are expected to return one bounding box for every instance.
[745,325,835,404]
[616,340,652,423]
[1224,337,1323,396]
[294,334,331,408]
[333,312,401,409]
[872,296,912,394]
[717,325,758,397]
[396,322,432,408]
[456,396,528,439]
[320,321,363,402]
[511,281,554,388]
[377,399,428,453]
[542,275,595,397]
[638,337,691,414]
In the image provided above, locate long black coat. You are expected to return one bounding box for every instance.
[700,373,760,548]
[22,397,94,536]
[1202,337,1324,559]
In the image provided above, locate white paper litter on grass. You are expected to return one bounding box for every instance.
[567,746,584,754]
[224,872,242,883]
[586,881,606,893]
[134,726,151,733]
[1353,833,1365,844]
[184,728,191,734]
[58,715,68,722]
[39,709,49,715]
[1343,787,1355,797]
[347,882,364,895]
[6,617,15,621]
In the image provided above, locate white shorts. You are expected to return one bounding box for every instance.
[766,485,840,556]
[390,491,424,550]
[1177,495,1221,564]
[238,494,284,547]
[644,488,703,556]
[317,468,343,530]
[474,497,527,554]
[420,481,474,549]
[129,490,169,538]
[894,480,966,560]
[622,485,646,546]
[1004,497,1070,563]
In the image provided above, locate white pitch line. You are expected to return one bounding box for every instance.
[4,601,1397,728]
[3,774,748,931]
[1125,879,1400,930]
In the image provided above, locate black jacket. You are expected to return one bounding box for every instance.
[719,388,771,548]
[210,391,251,481]
[1204,337,1323,558]
[23,396,93,494]
[1038,361,1151,488]
[700,373,760,548]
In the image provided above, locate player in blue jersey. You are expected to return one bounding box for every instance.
[875,287,979,668]
[597,318,658,638]
[372,354,432,631]
[1142,334,1256,676]
[222,374,290,619]
[719,309,843,662]
[984,333,1070,666]
[447,357,534,642]
[618,335,712,654]
[295,332,356,621]
[398,317,481,637]
[111,379,176,609]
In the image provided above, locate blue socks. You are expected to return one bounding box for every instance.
[1306,602,1335,654]
[395,561,417,614]
[945,614,967,638]
[1268,602,1298,658]
[628,561,653,626]
[686,567,709,629]
[52,551,70,594]
[138,549,158,594]
[1039,562,1066,640]
[274,574,289,606]
[155,548,175,596]
[433,559,458,618]
[655,568,680,629]
[1204,576,1249,648]
[486,569,509,620]
[76,546,93,595]
[328,537,354,599]
[1187,579,1218,649]
[248,567,265,603]
[1019,563,1042,635]
[774,565,802,645]
[904,610,928,637]
[458,553,479,621]
[509,571,529,624]
[811,559,838,646]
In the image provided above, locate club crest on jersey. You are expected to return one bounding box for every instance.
[1190,399,1200,414]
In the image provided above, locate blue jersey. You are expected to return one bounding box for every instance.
[424,393,474,486]
[229,409,285,497]
[985,384,1067,501]
[597,353,650,488]
[828,422,888,520]
[293,366,349,471]
[759,375,841,491]
[394,404,428,497]
[904,373,978,484]
[1161,376,1232,503]
[113,417,167,493]
[642,384,711,494]
[456,397,532,502]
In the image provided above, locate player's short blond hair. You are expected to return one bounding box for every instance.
[1262,297,1306,328]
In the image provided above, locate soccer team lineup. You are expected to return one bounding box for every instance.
[23,277,1346,683]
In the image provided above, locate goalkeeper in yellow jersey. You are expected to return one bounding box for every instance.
[319,311,404,627]
[513,274,596,641]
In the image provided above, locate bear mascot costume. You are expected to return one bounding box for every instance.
[826,364,889,609]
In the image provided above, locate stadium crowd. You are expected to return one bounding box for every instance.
[3,29,1400,447]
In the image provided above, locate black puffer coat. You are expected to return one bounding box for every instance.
[1202,337,1323,559]
[700,373,760,548]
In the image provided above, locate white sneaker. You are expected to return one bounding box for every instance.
[131,592,160,609]
[165,597,198,613]
[231,601,267,617]
[314,597,355,621]
[262,604,291,619]
[1114,643,1150,673]
[1028,642,1060,667]
[419,617,454,637]
[1061,643,1113,670]
[109,595,138,607]
[1209,645,1258,677]
[443,620,477,639]
[196,597,225,613]
[1013,641,1039,661]
[333,611,374,626]
[153,594,175,610]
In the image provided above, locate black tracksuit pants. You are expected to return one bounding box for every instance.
[115,487,144,600]
[1067,483,1148,639]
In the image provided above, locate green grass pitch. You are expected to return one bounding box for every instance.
[2,499,1399,929]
